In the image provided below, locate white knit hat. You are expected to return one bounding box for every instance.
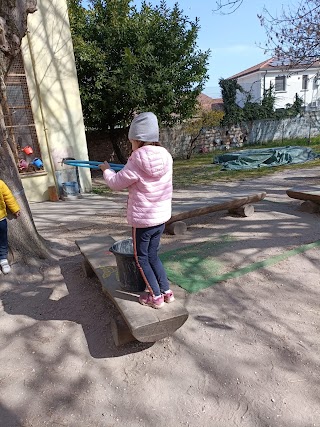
[128,112,159,142]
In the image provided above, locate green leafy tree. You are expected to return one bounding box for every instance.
[240,87,275,123]
[260,85,276,119]
[242,100,261,122]
[68,0,209,162]
[220,78,303,125]
[289,93,304,116]
[219,78,243,126]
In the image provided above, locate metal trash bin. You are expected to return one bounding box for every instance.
[109,238,146,292]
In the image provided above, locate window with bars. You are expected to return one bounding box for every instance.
[275,75,286,92]
[302,75,309,90]
[4,52,43,174]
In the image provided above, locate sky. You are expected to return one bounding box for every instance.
[133,0,301,98]
[83,0,301,99]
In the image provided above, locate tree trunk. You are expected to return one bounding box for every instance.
[109,127,128,164]
[0,101,50,262]
[0,0,52,262]
[186,128,202,159]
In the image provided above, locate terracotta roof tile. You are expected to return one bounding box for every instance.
[212,98,223,104]
[229,58,320,80]
[228,58,274,79]
[197,94,224,111]
[197,93,215,111]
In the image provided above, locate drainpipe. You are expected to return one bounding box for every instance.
[263,70,268,95]
[25,29,59,192]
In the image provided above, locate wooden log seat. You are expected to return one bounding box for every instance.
[75,235,189,346]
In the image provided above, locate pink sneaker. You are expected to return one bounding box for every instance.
[139,292,164,309]
[163,290,175,303]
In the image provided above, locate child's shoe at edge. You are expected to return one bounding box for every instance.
[139,292,164,309]
[0,259,11,274]
[163,290,175,303]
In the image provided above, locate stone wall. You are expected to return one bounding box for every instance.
[248,112,320,144]
[86,125,245,161]
[85,112,320,162]
[86,126,195,161]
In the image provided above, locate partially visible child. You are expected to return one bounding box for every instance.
[0,180,20,274]
[99,112,174,309]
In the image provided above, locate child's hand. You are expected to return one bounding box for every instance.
[14,211,20,218]
[99,161,111,172]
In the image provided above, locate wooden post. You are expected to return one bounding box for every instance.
[48,185,60,202]
[300,201,320,213]
[82,259,95,278]
[228,204,255,217]
[111,317,136,346]
[165,221,187,235]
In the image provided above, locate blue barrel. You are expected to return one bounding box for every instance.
[62,181,79,196]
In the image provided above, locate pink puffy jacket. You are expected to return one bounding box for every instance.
[103,145,173,228]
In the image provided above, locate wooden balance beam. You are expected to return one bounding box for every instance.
[75,235,189,346]
[165,191,267,235]
[286,187,320,213]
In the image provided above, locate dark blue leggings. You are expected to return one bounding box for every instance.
[0,218,8,259]
[132,224,170,297]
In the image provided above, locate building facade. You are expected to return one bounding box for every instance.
[5,0,91,202]
[229,58,320,111]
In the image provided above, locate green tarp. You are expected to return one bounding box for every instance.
[214,146,320,171]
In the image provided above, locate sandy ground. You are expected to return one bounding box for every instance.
[1,166,320,427]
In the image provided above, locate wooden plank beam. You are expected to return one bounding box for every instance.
[286,187,320,205]
[166,192,266,225]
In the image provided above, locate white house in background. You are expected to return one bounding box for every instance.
[229,58,320,111]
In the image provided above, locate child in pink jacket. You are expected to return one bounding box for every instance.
[99,112,174,309]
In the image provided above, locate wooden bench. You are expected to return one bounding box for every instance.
[286,187,320,213]
[75,235,189,346]
[166,191,267,235]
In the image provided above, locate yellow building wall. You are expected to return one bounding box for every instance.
[20,0,91,202]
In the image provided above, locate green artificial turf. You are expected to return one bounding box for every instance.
[160,238,320,293]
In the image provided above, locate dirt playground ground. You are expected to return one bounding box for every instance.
[1,166,320,427]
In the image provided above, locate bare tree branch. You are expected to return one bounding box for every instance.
[213,0,244,14]
[259,0,320,68]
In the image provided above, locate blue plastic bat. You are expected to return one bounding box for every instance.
[62,159,124,171]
